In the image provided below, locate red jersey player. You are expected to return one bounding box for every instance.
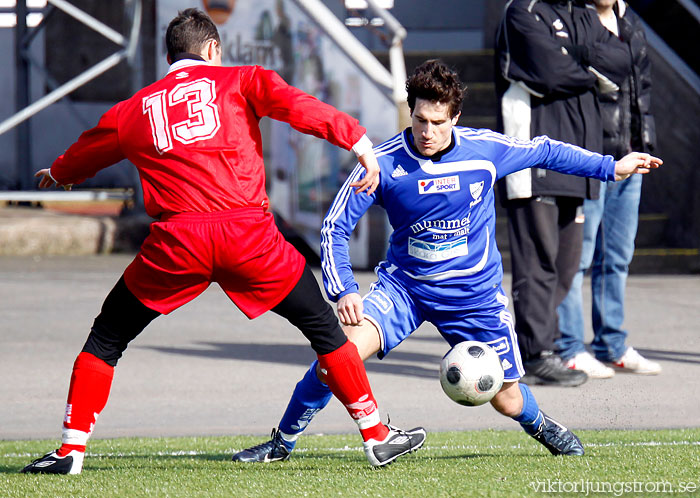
[22,8,425,474]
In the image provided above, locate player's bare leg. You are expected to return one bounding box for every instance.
[490,381,523,416]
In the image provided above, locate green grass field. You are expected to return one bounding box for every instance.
[2,429,699,497]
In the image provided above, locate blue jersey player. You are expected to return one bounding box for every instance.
[233,60,662,463]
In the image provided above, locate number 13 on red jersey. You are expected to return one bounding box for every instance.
[142,78,221,154]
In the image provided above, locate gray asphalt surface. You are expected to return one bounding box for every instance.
[1,254,699,443]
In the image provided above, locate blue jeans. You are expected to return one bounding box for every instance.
[556,175,642,362]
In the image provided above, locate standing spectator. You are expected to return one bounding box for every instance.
[495,0,631,386]
[21,8,425,474]
[556,0,661,378]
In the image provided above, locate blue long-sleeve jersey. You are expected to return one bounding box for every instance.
[321,127,616,306]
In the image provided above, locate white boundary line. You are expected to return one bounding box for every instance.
[4,439,699,459]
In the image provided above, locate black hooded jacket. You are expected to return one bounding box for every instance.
[496,0,632,201]
[599,1,656,159]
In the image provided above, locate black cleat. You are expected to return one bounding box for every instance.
[21,449,84,474]
[530,414,585,456]
[363,425,426,467]
[232,429,291,463]
[522,351,588,387]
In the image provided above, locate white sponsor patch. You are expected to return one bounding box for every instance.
[418,175,460,194]
[365,290,393,314]
[408,236,467,262]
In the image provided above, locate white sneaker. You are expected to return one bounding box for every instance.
[565,352,615,379]
[611,347,662,375]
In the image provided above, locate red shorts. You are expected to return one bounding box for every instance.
[123,208,305,318]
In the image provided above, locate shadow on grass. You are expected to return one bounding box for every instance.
[1,465,25,474]
[3,450,549,475]
[0,451,238,474]
[1,453,372,475]
[143,342,700,380]
[141,342,444,379]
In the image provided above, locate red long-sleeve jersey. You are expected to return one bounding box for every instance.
[50,59,366,218]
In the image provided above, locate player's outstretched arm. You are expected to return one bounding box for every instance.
[34,169,72,190]
[337,292,364,326]
[614,152,662,181]
[352,151,380,195]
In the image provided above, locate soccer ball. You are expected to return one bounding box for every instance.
[439,341,504,406]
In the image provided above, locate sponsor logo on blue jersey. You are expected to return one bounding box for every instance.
[418,175,460,194]
[409,213,471,241]
[408,236,468,262]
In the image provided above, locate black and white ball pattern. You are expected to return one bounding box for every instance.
[439,341,505,406]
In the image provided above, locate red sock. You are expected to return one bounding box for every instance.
[317,341,389,442]
[57,352,114,456]
[56,444,85,457]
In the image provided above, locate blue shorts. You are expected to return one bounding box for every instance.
[361,267,525,381]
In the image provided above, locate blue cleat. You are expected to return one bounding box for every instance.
[530,414,584,456]
[232,429,291,463]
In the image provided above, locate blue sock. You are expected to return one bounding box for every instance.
[513,383,544,436]
[277,360,333,451]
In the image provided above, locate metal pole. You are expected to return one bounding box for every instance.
[47,0,126,46]
[125,0,145,212]
[0,50,127,138]
[291,0,394,96]
[362,0,409,129]
[15,0,32,190]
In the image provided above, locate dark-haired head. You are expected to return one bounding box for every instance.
[406,60,465,118]
[166,8,221,62]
